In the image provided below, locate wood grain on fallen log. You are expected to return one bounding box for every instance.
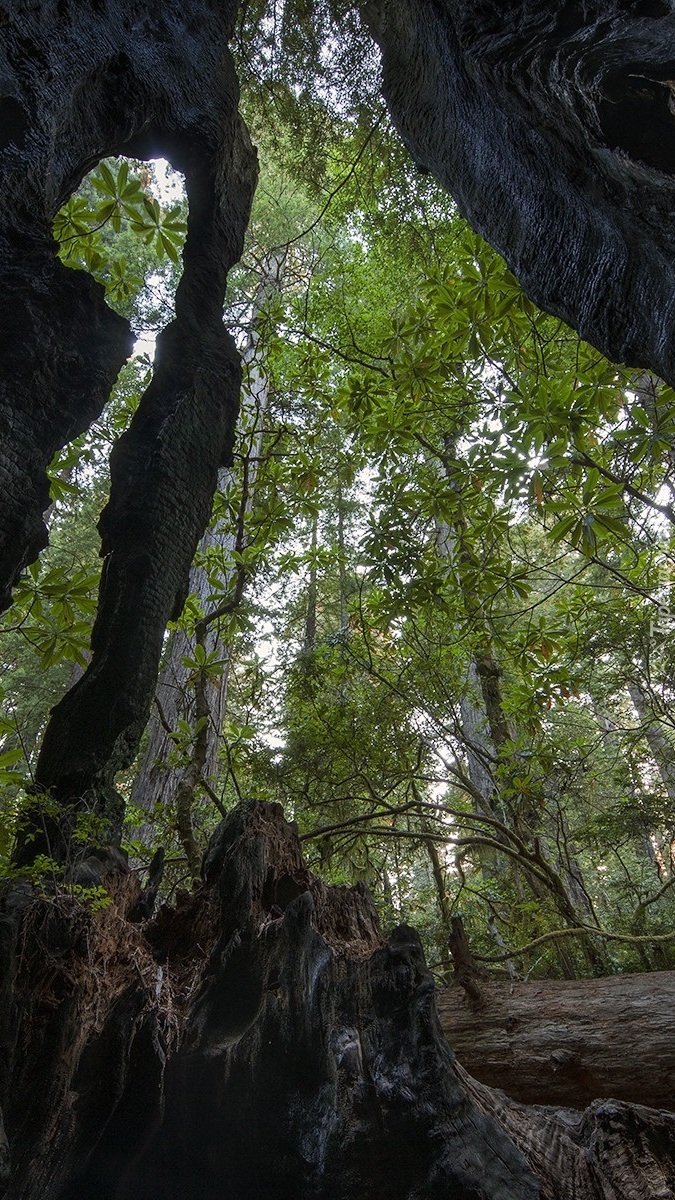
[437,972,675,1112]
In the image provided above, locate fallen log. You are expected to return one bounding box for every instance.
[437,972,675,1113]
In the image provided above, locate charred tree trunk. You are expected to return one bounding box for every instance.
[628,678,675,806]
[2,800,675,1200]
[3,2,258,863]
[437,972,675,1114]
[363,2,675,389]
[130,250,285,837]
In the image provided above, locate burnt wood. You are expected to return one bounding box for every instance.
[2,801,674,1199]
[1,2,257,854]
[363,2,675,387]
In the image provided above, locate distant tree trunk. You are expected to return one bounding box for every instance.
[303,513,319,656]
[130,251,284,866]
[628,677,675,806]
[593,698,665,880]
[336,469,349,635]
[457,661,500,821]
[128,507,232,825]
[435,440,602,976]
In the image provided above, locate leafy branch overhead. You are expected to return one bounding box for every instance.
[1,60,675,984]
[53,157,186,307]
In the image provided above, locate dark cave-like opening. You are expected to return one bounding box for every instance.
[598,65,675,174]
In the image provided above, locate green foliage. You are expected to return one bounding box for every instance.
[54,157,186,311]
[3,85,675,979]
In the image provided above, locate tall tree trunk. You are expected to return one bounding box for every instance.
[628,677,675,806]
[303,513,319,656]
[130,252,285,860]
[5,1,258,864]
[336,469,349,636]
[435,441,601,975]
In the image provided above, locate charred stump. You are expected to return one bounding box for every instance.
[1,801,674,1200]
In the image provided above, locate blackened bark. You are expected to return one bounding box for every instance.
[362,2,675,387]
[0,802,536,1200]
[0,8,133,612]
[130,251,285,837]
[1,801,674,1200]
[3,3,258,858]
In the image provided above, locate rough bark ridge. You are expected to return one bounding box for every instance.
[130,250,285,846]
[0,10,132,613]
[362,1,675,387]
[1,3,257,855]
[2,801,674,1200]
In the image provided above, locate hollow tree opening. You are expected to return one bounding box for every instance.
[0,156,188,862]
[598,65,675,174]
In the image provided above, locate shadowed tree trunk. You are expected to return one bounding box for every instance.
[628,677,675,806]
[3,1,258,864]
[363,2,675,388]
[130,250,285,868]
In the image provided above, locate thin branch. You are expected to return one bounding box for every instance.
[475,923,675,964]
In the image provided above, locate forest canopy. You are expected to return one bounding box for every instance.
[2,6,675,983]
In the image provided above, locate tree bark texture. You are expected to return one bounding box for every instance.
[1,4,258,856]
[628,678,675,806]
[1,801,675,1200]
[437,972,675,1113]
[362,2,675,388]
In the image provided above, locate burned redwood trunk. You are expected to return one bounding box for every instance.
[362,2,675,388]
[3,10,675,1194]
[2,801,675,1200]
[1,3,257,858]
[6,2,675,855]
